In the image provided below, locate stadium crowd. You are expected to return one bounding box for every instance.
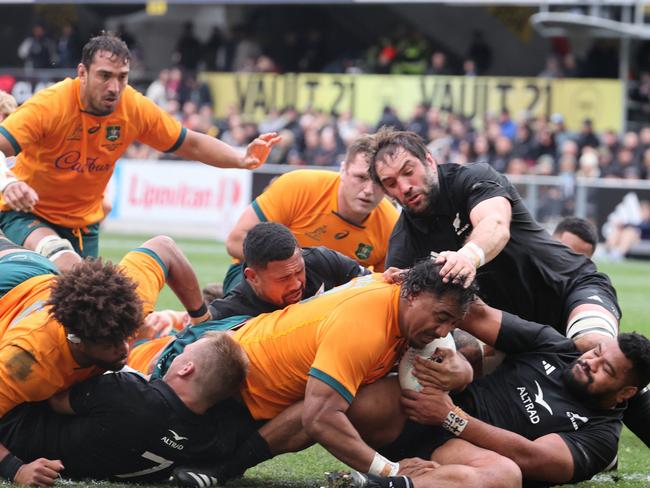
[131,70,650,185]
[1,30,650,488]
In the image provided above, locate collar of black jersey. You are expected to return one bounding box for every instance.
[150,379,203,420]
[400,163,457,233]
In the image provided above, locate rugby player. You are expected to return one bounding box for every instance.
[370,127,618,351]
[369,128,650,447]
[128,259,475,485]
[553,217,598,258]
[0,33,279,271]
[345,304,650,488]
[132,222,371,368]
[0,234,210,486]
[223,134,398,292]
[0,332,252,484]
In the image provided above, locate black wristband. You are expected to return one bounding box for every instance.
[0,453,24,481]
[187,303,208,318]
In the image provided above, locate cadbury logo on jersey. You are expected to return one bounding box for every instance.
[54,151,111,173]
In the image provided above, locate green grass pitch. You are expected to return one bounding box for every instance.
[71,233,650,488]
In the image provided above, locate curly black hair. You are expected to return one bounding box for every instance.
[400,259,478,314]
[618,332,650,388]
[244,222,298,269]
[47,258,143,344]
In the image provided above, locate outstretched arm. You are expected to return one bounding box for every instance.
[174,130,280,170]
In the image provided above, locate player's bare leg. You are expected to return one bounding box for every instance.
[24,227,81,271]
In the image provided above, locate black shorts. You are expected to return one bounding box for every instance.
[378,419,453,461]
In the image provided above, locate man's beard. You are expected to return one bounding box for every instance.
[402,171,440,217]
[561,359,605,406]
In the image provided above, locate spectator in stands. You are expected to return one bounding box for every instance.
[550,113,573,150]
[393,31,428,75]
[375,105,404,131]
[489,135,513,173]
[166,67,183,101]
[531,127,557,163]
[511,123,534,161]
[577,118,600,150]
[406,103,429,140]
[367,35,398,74]
[467,29,492,74]
[203,26,224,71]
[462,58,477,77]
[178,73,213,109]
[641,147,650,179]
[471,133,491,164]
[232,26,262,72]
[538,56,563,78]
[427,51,452,75]
[146,69,170,107]
[17,23,56,69]
[174,22,202,71]
[606,200,650,261]
[498,108,516,140]
[56,23,81,69]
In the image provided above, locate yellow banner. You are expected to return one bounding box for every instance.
[202,73,623,132]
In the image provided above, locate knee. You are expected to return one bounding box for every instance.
[143,235,177,260]
[483,453,522,488]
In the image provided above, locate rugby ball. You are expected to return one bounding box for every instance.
[398,333,456,392]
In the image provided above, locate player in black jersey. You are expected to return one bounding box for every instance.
[145,222,371,331]
[346,304,650,488]
[209,222,370,320]
[368,127,650,448]
[370,127,618,351]
[0,331,254,484]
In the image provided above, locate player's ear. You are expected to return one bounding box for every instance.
[243,266,257,283]
[424,152,437,169]
[178,361,195,377]
[77,63,87,81]
[616,385,637,404]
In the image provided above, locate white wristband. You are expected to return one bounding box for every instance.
[442,406,469,436]
[0,151,18,193]
[368,452,400,477]
[459,242,486,268]
[0,175,18,193]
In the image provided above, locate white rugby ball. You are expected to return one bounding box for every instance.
[398,333,456,391]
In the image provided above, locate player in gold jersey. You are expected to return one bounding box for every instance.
[0,33,279,271]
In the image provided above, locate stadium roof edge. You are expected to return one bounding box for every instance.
[531,11,650,38]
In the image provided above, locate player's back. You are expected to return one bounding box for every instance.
[0,372,256,482]
[234,274,404,419]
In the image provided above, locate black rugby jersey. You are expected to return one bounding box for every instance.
[456,314,623,485]
[0,372,256,482]
[386,162,620,330]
